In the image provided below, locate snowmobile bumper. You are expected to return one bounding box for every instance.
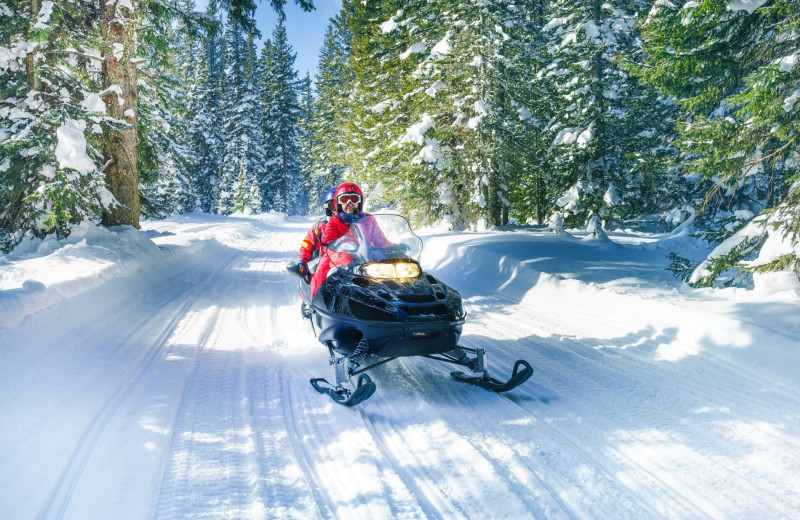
[312,307,465,357]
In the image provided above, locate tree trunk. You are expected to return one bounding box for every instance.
[101,0,140,228]
[28,0,40,88]
[282,145,288,212]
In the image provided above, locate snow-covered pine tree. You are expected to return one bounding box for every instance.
[137,0,202,217]
[259,20,303,214]
[442,0,546,228]
[640,0,800,285]
[346,0,540,229]
[97,0,312,226]
[0,0,110,251]
[539,0,664,229]
[296,73,317,213]
[340,0,404,210]
[215,19,266,215]
[503,0,556,226]
[186,1,225,212]
[306,12,353,212]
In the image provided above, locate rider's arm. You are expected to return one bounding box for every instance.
[298,223,320,262]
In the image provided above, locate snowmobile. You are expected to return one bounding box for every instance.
[287,214,533,406]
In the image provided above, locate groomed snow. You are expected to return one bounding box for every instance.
[1,212,799,519]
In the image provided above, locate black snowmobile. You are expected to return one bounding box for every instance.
[287,214,533,406]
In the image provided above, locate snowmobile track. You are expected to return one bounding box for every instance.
[495,388,712,519]
[360,397,460,519]
[281,374,338,519]
[38,246,238,520]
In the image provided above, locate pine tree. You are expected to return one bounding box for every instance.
[186,1,225,212]
[538,0,667,229]
[345,0,542,229]
[505,0,557,226]
[640,0,800,285]
[296,72,317,213]
[259,20,303,214]
[99,0,141,227]
[215,19,266,215]
[307,11,353,211]
[0,0,108,251]
[137,0,201,217]
[97,0,313,226]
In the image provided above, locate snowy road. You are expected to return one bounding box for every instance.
[1,213,799,519]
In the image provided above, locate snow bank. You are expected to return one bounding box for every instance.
[0,281,50,328]
[421,225,797,364]
[0,212,291,329]
[0,223,164,328]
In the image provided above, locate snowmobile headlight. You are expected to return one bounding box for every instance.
[363,261,420,280]
[394,262,420,279]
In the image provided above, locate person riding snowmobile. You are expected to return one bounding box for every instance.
[296,186,336,283]
[310,182,391,297]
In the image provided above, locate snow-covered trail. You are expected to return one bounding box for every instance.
[1,213,799,519]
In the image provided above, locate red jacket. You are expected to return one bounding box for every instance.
[298,219,327,263]
[310,212,389,296]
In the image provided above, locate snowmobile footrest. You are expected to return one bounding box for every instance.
[310,374,377,406]
[451,359,533,393]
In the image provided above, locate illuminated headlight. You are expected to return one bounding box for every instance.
[363,262,420,280]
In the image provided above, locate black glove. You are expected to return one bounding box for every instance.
[297,260,310,282]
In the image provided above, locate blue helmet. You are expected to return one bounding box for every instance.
[324,186,337,217]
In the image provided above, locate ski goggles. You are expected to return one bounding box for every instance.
[337,193,362,205]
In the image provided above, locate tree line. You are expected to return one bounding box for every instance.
[1,0,798,286]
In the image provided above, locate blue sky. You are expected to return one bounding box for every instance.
[193,0,342,80]
[254,0,343,80]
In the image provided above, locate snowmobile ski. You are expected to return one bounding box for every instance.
[310,374,376,407]
[451,359,533,393]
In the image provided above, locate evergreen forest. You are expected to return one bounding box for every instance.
[1,0,798,287]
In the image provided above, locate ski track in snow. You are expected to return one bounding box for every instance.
[1,214,799,519]
[452,289,800,519]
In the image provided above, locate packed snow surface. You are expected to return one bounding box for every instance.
[1,212,799,519]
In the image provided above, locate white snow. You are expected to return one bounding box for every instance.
[100,84,125,106]
[576,123,594,146]
[54,119,96,174]
[0,41,38,73]
[401,114,435,145]
[431,32,451,57]
[117,0,134,13]
[1,212,799,519]
[548,211,565,232]
[81,90,107,114]
[425,80,446,98]
[33,0,53,29]
[554,127,579,145]
[603,184,620,206]
[556,183,581,211]
[111,42,124,61]
[400,41,426,60]
[380,17,398,34]
[467,100,488,129]
[371,100,390,113]
[776,52,798,73]
[418,138,442,164]
[784,88,800,113]
[727,0,770,14]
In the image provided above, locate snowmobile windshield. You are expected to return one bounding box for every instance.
[325,214,423,276]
